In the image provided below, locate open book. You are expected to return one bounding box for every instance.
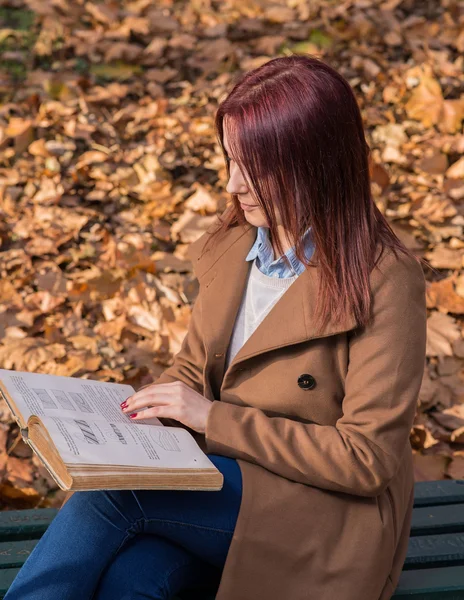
[0,369,223,492]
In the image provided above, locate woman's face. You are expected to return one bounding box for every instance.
[222,126,282,229]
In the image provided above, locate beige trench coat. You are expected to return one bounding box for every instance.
[64,217,428,600]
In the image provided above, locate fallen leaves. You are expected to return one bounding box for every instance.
[0,0,462,506]
[426,275,464,315]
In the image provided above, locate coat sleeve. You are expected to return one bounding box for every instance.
[204,251,427,498]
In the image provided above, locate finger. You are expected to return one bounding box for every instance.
[131,382,179,403]
[122,398,171,414]
[134,382,180,396]
[122,389,174,413]
[128,405,179,421]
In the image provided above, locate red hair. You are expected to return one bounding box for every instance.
[203,54,435,333]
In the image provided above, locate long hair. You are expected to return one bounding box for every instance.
[202,54,434,333]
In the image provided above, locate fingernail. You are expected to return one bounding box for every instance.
[120,401,127,408]
[129,413,137,418]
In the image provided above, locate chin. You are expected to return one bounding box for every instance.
[244,211,267,227]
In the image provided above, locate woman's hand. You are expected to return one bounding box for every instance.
[120,381,213,434]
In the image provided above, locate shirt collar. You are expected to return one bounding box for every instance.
[245,225,315,276]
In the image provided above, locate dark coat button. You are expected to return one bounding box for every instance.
[298,374,316,390]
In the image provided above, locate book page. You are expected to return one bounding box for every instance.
[0,369,163,427]
[34,415,214,470]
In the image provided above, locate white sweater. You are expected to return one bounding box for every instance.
[224,258,298,370]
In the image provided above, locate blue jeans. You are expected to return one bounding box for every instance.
[4,454,242,600]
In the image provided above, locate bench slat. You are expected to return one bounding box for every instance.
[0,568,20,599]
[413,481,464,507]
[0,540,38,569]
[404,532,464,568]
[411,504,464,536]
[392,565,464,599]
[0,509,58,542]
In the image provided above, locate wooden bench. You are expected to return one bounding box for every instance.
[0,480,462,599]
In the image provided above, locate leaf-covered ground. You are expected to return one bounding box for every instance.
[0,0,463,509]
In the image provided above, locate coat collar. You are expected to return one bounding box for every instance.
[245,224,314,277]
[188,220,359,395]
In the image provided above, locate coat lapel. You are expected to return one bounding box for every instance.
[190,220,358,398]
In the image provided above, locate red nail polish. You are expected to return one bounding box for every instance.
[129,413,137,418]
[120,401,127,408]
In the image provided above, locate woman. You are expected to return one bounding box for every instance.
[5,54,428,600]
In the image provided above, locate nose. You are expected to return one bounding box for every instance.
[226,163,248,196]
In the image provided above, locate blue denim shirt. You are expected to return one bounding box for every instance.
[246,225,315,278]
